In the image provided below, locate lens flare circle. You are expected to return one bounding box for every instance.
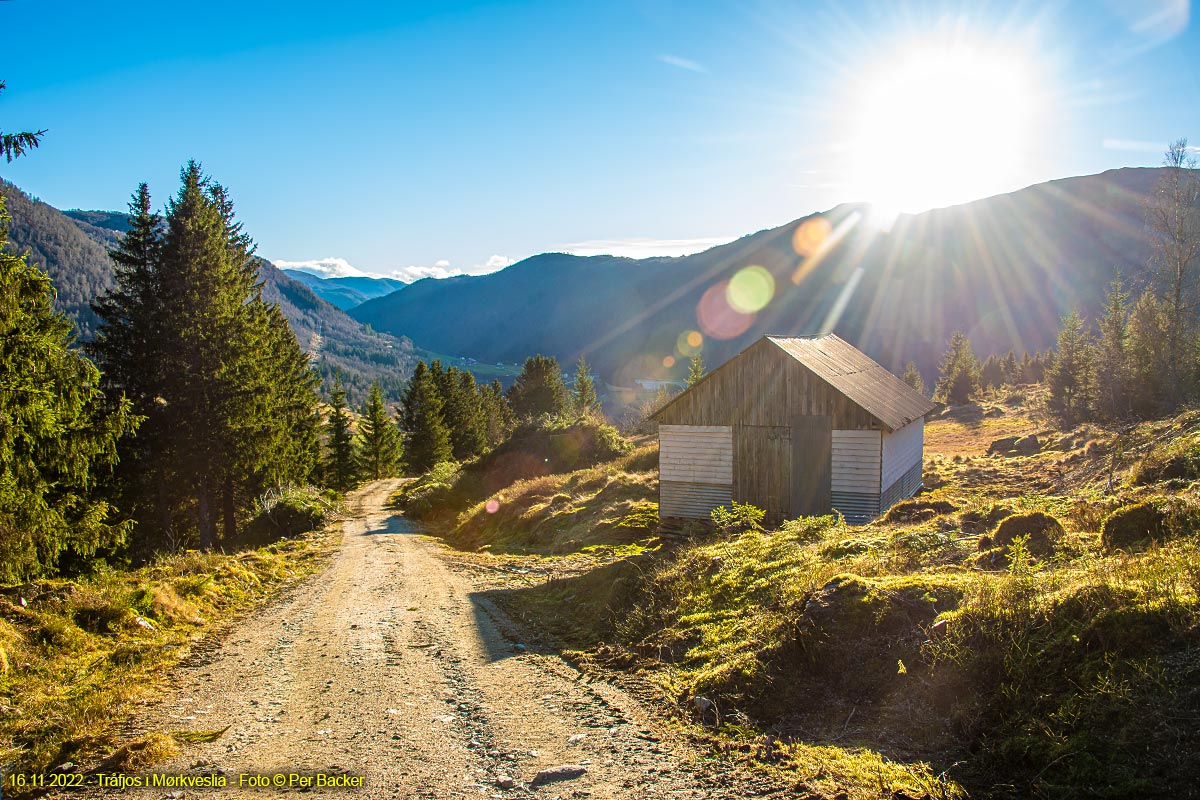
[697,281,755,340]
[676,330,703,357]
[662,355,676,368]
[726,266,775,314]
[485,499,500,514]
[792,216,831,257]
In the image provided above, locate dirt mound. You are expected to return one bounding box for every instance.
[1101,503,1166,552]
[960,504,1013,533]
[991,511,1063,555]
[884,497,958,523]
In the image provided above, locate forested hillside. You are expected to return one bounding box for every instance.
[352,167,1165,387]
[0,181,416,401]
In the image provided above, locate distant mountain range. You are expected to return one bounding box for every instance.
[1,181,417,402]
[351,167,1171,387]
[281,269,407,310]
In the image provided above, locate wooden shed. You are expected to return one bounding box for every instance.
[652,334,936,525]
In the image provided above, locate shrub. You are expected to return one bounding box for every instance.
[884,497,958,522]
[244,485,339,544]
[992,512,1063,556]
[1101,502,1166,552]
[1133,439,1200,485]
[961,503,1013,533]
[710,501,765,533]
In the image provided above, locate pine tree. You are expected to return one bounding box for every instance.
[444,368,486,459]
[902,361,926,396]
[1094,280,1132,421]
[325,374,357,491]
[0,194,136,580]
[402,363,452,472]
[1001,351,1018,385]
[507,355,568,419]
[572,355,599,417]
[480,379,513,445]
[687,353,706,387]
[980,355,1003,389]
[1046,311,1095,425]
[356,382,401,480]
[934,331,981,405]
[93,163,320,549]
[1128,290,1171,417]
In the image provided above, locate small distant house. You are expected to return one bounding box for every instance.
[651,334,935,525]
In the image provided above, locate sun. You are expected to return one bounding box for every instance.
[848,41,1042,219]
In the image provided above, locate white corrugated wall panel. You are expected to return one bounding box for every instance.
[659,425,734,485]
[881,419,923,490]
[831,429,881,493]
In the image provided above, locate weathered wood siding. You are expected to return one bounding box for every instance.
[654,339,881,430]
[659,425,734,519]
[733,425,791,525]
[879,419,924,512]
[831,429,881,523]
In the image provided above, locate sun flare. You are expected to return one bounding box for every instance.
[849,41,1042,219]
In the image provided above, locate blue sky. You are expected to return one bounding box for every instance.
[1,0,1197,280]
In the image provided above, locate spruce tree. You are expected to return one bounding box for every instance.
[1128,290,1171,417]
[324,374,357,491]
[1001,351,1018,385]
[934,331,981,405]
[902,361,926,396]
[480,379,513,445]
[451,369,488,457]
[572,355,599,417]
[1094,280,1132,421]
[93,163,319,549]
[0,195,136,580]
[356,381,401,480]
[980,355,1003,389]
[402,364,452,472]
[687,353,706,387]
[1046,311,1095,425]
[507,355,568,419]
[0,80,46,162]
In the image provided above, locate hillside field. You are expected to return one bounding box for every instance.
[400,390,1200,800]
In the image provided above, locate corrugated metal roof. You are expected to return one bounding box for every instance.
[767,334,936,431]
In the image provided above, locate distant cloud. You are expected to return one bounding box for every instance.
[657,54,706,73]
[273,257,368,278]
[387,254,516,283]
[482,254,516,271]
[563,236,734,259]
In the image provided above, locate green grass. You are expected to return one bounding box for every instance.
[422,402,1200,799]
[0,528,336,785]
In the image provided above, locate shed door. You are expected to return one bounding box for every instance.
[792,415,832,517]
[734,425,792,525]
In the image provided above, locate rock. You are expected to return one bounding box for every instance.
[987,436,1019,454]
[992,511,1063,556]
[495,775,516,789]
[531,764,587,786]
[568,733,587,744]
[1101,502,1166,552]
[1014,434,1040,455]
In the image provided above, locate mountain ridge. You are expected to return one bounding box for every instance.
[351,167,1165,385]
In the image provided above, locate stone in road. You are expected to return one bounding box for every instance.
[58,480,787,799]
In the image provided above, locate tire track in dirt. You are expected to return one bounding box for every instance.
[54,480,790,799]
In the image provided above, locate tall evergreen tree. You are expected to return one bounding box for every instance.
[687,353,706,387]
[93,163,320,549]
[433,364,486,459]
[1046,311,1095,425]
[480,378,513,445]
[1001,351,1018,385]
[934,331,981,405]
[1094,280,1132,421]
[356,382,401,480]
[325,374,357,491]
[1127,290,1171,418]
[402,363,452,472]
[0,195,136,580]
[572,355,599,417]
[507,355,568,419]
[902,361,926,396]
[980,355,1004,389]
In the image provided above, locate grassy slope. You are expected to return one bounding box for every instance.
[420,389,1200,800]
[0,527,338,783]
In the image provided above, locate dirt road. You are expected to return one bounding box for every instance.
[66,480,786,800]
